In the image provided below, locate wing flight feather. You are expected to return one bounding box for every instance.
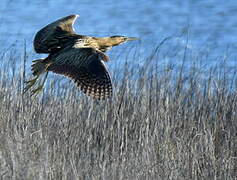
[47,48,113,99]
[34,14,79,53]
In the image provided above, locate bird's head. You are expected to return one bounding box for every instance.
[110,35,139,45]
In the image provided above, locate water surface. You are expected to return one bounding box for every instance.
[0,0,236,68]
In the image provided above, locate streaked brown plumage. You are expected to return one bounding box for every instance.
[24,14,138,99]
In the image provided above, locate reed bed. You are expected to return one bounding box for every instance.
[0,42,236,180]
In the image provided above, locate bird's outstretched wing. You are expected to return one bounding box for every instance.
[34,14,79,53]
[47,47,113,100]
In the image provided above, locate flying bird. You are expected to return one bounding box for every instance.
[24,14,138,100]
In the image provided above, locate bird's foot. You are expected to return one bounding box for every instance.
[30,72,48,96]
[30,85,44,96]
[23,76,39,94]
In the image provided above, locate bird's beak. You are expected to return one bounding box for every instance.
[125,37,139,41]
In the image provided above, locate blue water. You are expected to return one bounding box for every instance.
[0,0,237,69]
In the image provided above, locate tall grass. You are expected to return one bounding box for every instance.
[0,42,236,180]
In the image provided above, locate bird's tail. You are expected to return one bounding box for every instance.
[31,58,47,76]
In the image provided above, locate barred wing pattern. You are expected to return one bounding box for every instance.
[47,48,113,99]
[34,14,79,53]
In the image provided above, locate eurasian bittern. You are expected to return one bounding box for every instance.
[24,14,138,99]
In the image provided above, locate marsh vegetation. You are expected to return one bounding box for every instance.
[0,40,236,180]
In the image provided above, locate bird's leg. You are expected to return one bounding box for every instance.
[30,72,49,96]
[23,75,40,94]
[23,72,49,96]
